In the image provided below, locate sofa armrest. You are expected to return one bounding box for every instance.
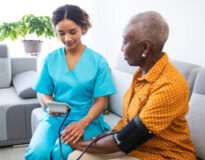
[11,57,37,77]
[37,93,46,111]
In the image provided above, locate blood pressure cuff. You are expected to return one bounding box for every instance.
[113,116,154,154]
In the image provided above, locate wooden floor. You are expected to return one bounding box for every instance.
[0,144,27,160]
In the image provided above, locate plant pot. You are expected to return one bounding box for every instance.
[22,40,43,56]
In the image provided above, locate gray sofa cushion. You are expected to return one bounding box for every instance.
[170,59,201,98]
[0,45,11,89]
[191,68,205,95]
[170,59,200,80]
[0,87,39,141]
[31,107,45,134]
[12,71,37,99]
[0,44,9,58]
[104,112,121,129]
[187,93,205,159]
[187,68,205,159]
[0,58,12,89]
[109,69,133,117]
[114,52,138,74]
[11,57,37,77]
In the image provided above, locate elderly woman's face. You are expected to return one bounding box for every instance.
[121,25,143,66]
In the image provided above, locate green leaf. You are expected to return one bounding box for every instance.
[0,13,56,41]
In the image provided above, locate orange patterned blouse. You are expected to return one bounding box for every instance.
[113,53,196,160]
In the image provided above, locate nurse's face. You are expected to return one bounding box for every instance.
[56,19,84,51]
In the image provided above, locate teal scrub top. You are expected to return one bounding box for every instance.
[33,46,116,123]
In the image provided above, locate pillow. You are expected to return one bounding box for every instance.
[12,71,37,99]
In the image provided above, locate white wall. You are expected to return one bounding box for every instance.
[90,0,205,67]
[1,0,205,67]
[0,0,92,58]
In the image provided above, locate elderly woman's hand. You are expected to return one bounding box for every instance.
[61,120,87,144]
[69,134,120,154]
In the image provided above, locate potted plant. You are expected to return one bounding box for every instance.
[0,14,57,56]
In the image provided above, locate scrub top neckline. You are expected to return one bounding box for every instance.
[62,46,87,73]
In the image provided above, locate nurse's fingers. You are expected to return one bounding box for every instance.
[73,134,83,144]
[61,126,76,139]
[62,127,78,141]
[48,112,64,117]
[62,131,77,144]
[65,132,83,144]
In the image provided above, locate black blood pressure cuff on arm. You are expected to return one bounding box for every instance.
[113,116,154,154]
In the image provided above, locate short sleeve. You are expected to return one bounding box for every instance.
[139,83,188,134]
[93,57,116,98]
[32,56,54,95]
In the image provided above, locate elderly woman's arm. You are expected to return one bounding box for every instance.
[70,135,120,154]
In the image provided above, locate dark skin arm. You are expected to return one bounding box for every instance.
[69,134,120,154]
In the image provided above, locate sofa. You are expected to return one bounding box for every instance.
[0,44,40,146]
[31,53,204,159]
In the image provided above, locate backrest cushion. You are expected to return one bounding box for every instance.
[0,44,11,88]
[114,52,138,74]
[187,68,205,159]
[170,59,201,98]
[190,68,205,95]
[11,57,37,77]
[114,54,200,98]
[109,69,133,117]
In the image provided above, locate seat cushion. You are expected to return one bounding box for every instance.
[104,112,121,129]
[0,87,38,105]
[0,87,39,143]
[30,108,121,134]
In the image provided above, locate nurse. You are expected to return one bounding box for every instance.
[25,4,116,160]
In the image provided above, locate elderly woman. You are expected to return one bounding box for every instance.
[66,11,196,160]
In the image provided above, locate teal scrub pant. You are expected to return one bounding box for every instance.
[25,114,108,160]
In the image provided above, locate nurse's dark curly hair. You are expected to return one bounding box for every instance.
[51,4,91,34]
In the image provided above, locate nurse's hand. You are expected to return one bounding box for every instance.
[48,112,65,117]
[61,120,87,144]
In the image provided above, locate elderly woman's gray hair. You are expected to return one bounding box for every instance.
[130,11,169,51]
